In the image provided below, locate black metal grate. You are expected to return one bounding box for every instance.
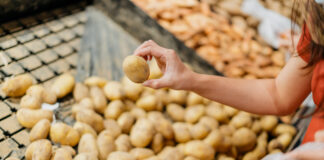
[0,2,88,159]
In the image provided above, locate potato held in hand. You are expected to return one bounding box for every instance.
[123,55,150,83]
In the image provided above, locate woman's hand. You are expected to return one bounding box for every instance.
[134,40,194,90]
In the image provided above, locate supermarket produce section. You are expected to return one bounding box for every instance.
[0,0,314,160]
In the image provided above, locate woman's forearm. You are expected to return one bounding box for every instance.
[187,73,292,115]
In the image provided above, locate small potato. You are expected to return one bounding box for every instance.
[217,154,235,160]
[73,83,89,102]
[6,158,19,160]
[199,116,219,130]
[123,55,150,83]
[130,107,147,119]
[223,105,239,117]
[52,148,73,160]
[185,105,205,123]
[130,148,154,160]
[173,122,191,143]
[219,125,235,137]
[78,134,99,156]
[272,124,297,136]
[84,76,107,88]
[90,86,107,114]
[260,116,278,132]
[203,129,223,149]
[73,122,97,137]
[79,98,95,109]
[51,73,75,98]
[169,90,187,105]
[232,128,257,152]
[148,112,174,140]
[25,139,52,160]
[17,108,53,128]
[26,85,44,97]
[122,77,144,101]
[72,103,94,118]
[158,147,184,160]
[108,151,136,160]
[2,74,33,97]
[42,89,57,104]
[190,123,210,139]
[186,92,204,106]
[251,120,262,134]
[229,113,252,129]
[50,122,80,147]
[184,140,215,160]
[166,103,185,122]
[151,133,164,153]
[118,112,136,133]
[184,156,200,160]
[206,105,229,123]
[136,95,158,111]
[20,94,42,109]
[97,131,116,160]
[105,100,126,120]
[103,119,122,138]
[124,100,137,110]
[27,85,57,104]
[277,133,293,150]
[115,134,132,152]
[74,152,98,160]
[76,109,104,133]
[130,118,155,147]
[103,81,124,100]
[29,119,51,142]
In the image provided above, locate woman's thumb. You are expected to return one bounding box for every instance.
[142,79,169,89]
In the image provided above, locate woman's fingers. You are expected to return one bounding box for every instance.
[143,77,170,89]
[315,130,324,142]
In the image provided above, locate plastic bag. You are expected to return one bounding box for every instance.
[241,0,299,49]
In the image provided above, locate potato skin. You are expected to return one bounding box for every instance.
[103,119,122,138]
[2,74,33,97]
[17,108,53,128]
[173,122,192,143]
[29,119,51,142]
[105,100,126,120]
[185,105,205,123]
[136,95,157,111]
[73,83,89,102]
[103,81,124,100]
[184,140,215,160]
[166,103,185,122]
[84,76,107,88]
[73,122,97,137]
[117,112,136,134]
[76,109,104,133]
[78,133,99,156]
[97,131,116,160]
[20,94,42,109]
[90,86,107,114]
[25,139,52,160]
[260,116,278,132]
[123,55,150,83]
[50,122,80,147]
[130,148,154,160]
[108,151,136,160]
[52,148,73,160]
[232,127,257,152]
[115,134,132,152]
[158,147,185,160]
[51,73,75,98]
[273,124,297,136]
[151,133,164,153]
[74,152,98,160]
[130,118,155,147]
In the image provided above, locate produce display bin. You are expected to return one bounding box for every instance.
[0,0,313,159]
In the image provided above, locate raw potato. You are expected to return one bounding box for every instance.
[184,156,200,160]
[50,122,80,147]
[136,95,158,111]
[217,136,232,153]
[173,122,192,143]
[105,100,126,120]
[185,105,205,123]
[219,125,235,137]
[273,124,297,136]
[20,94,42,109]
[203,129,223,149]
[117,112,136,133]
[90,86,107,114]
[199,116,219,130]
[151,133,164,153]
[25,139,52,160]
[251,120,262,134]
[123,55,150,83]
[104,81,124,100]
[103,119,122,138]
[122,77,144,101]
[84,76,107,88]
[97,131,116,160]
[223,105,239,117]
[184,140,215,160]
[130,107,147,119]
[73,83,89,102]
[26,85,57,104]
[76,109,104,133]
[51,73,75,98]
[42,89,57,104]
[158,147,184,160]
[115,134,132,152]
[130,118,155,147]
[108,151,136,160]
[74,152,98,160]
[166,103,185,122]
[52,148,73,160]
[260,116,278,132]
[130,148,154,160]
[17,108,53,128]
[2,74,33,97]
[229,112,252,129]
[232,128,257,152]
[78,134,99,156]
[29,119,51,142]
[73,122,97,137]
[148,112,174,140]
[186,92,204,106]
[6,158,19,160]
[169,90,187,105]
[206,105,229,123]
[190,123,210,139]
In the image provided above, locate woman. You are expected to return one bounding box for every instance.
[133,0,324,159]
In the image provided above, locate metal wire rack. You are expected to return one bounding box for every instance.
[0,2,88,159]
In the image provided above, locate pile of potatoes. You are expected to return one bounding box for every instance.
[131,0,292,79]
[2,72,297,160]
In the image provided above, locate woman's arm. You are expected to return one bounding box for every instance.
[134,40,313,115]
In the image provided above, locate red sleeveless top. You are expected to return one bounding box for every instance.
[297,24,324,143]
